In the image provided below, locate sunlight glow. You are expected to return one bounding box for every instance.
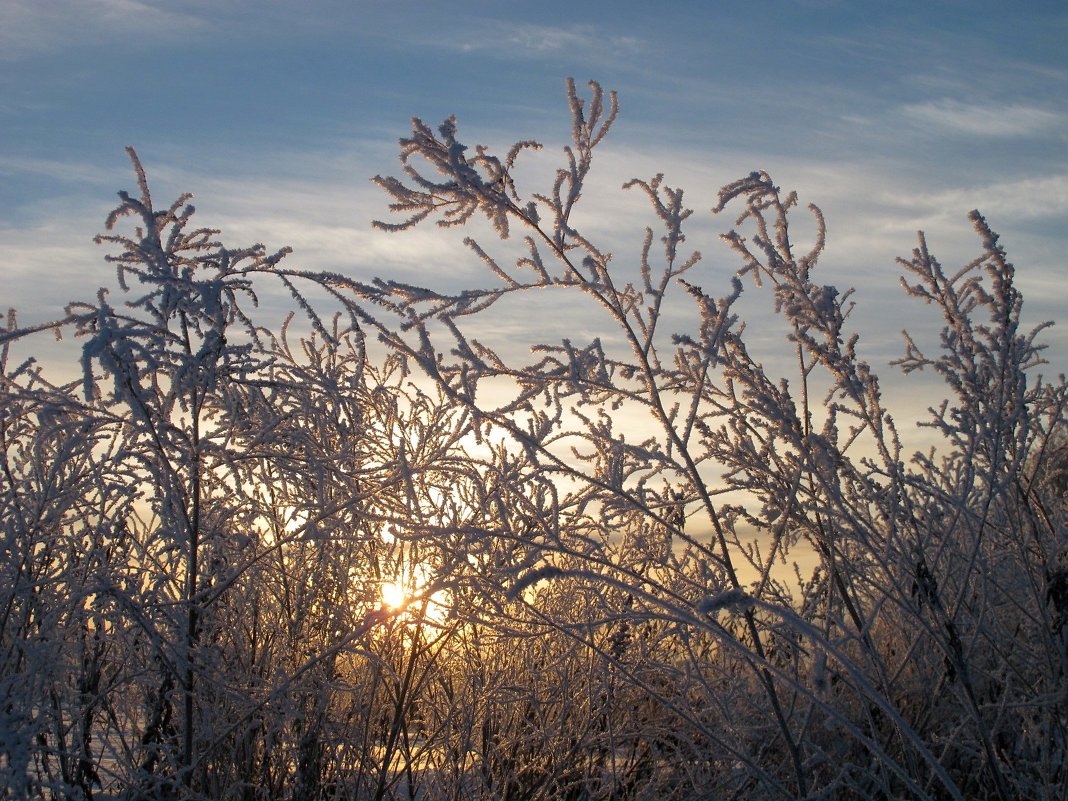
[378,560,451,623]
[381,579,407,610]
[283,505,308,535]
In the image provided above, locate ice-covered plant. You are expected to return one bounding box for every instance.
[1,150,513,799]
[363,79,1067,799]
[4,78,1064,801]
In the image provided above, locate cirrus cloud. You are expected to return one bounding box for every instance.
[901,98,1063,137]
[0,0,208,60]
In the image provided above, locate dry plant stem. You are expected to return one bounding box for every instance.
[370,82,812,798]
[367,79,1058,799]
[4,79,1064,801]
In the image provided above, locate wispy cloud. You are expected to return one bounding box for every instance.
[882,173,1068,225]
[0,0,208,60]
[0,155,118,185]
[436,21,642,61]
[901,98,1063,137]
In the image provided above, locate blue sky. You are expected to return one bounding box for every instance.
[3,0,1067,423]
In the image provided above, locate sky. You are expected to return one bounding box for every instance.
[2,0,1067,440]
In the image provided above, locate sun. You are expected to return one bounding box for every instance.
[375,523,453,622]
[381,579,408,610]
[378,560,451,623]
